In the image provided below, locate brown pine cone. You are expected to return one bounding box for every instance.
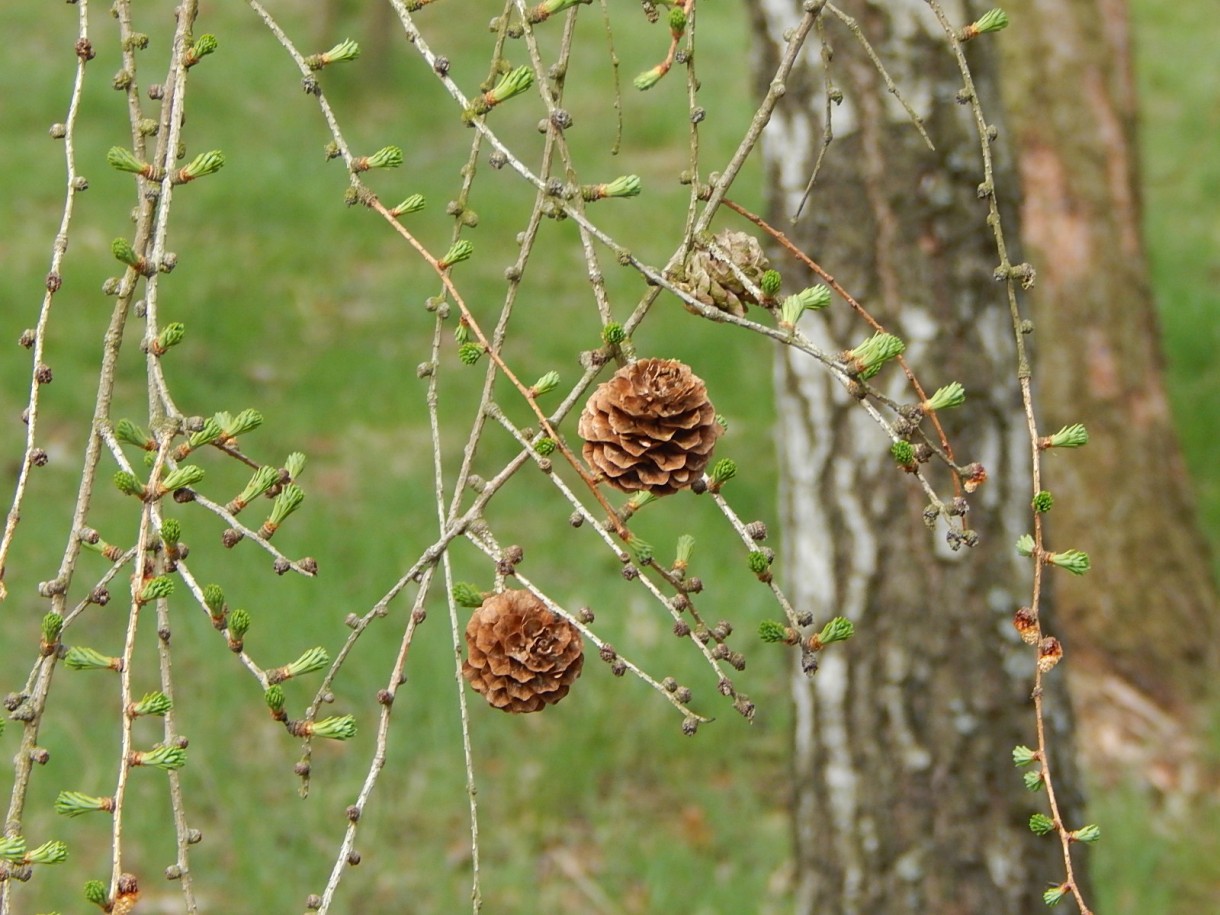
[462,590,584,713]
[680,228,771,317]
[578,358,722,495]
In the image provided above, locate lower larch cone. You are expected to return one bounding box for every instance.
[578,358,722,495]
[462,590,584,713]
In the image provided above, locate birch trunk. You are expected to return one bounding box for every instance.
[748,2,1088,909]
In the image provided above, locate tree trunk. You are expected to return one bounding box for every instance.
[999,0,1218,795]
[748,2,1088,911]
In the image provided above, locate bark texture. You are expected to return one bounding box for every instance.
[999,0,1218,794]
[749,1,1087,911]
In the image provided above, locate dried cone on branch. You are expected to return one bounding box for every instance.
[578,358,722,495]
[462,590,584,713]
[680,228,771,317]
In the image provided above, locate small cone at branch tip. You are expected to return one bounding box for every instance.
[1037,636,1063,672]
[578,358,722,495]
[461,590,583,713]
[1012,605,1039,644]
[962,462,988,492]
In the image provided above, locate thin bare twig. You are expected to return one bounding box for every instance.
[924,1,1092,909]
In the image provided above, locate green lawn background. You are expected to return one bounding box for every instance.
[0,2,1214,912]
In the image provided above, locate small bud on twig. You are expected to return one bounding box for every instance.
[352,145,404,172]
[284,451,307,481]
[921,382,966,413]
[779,285,831,330]
[107,146,163,180]
[890,440,916,470]
[1069,824,1101,844]
[707,458,736,493]
[216,408,265,441]
[673,534,695,572]
[227,465,279,513]
[958,8,1010,41]
[668,6,688,38]
[267,646,330,683]
[259,484,305,538]
[111,237,153,276]
[115,418,154,450]
[627,535,654,566]
[1028,813,1055,835]
[1042,883,1069,906]
[841,332,905,380]
[64,646,122,672]
[581,175,641,201]
[810,616,854,650]
[457,342,485,365]
[464,65,534,119]
[129,745,187,770]
[1039,423,1088,449]
[529,371,560,397]
[0,837,26,863]
[286,715,357,740]
[55,790,115,817]
[137,575,175,604]
[1046,549,1090,576]
[149,321,186,355]
[265,685,287,720]
[389,194,426,217]
[634,63,669,91]
[174,150,225,183]
[129,691,172,717]
[183,33,218,68]
[439,240,474,269]
[39,612,64,654]
[758,620,798,644]
[452,582,484,608]
[84,879,109,907]
[1012,745,1039,766]
[305,38,361,70]
[226,608,250,651]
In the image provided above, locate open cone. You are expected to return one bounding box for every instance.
[578,358,721,495]
[462,590,583,713]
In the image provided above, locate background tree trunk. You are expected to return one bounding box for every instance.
[999,0,1218,795]
[749,2,1088,911]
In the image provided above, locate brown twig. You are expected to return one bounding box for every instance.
[721,197,960,476]
[924,1,1093,910]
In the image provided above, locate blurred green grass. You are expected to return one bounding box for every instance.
[0,3,786,913]
[1131,0,1220,543]
[0,1,1215,912]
